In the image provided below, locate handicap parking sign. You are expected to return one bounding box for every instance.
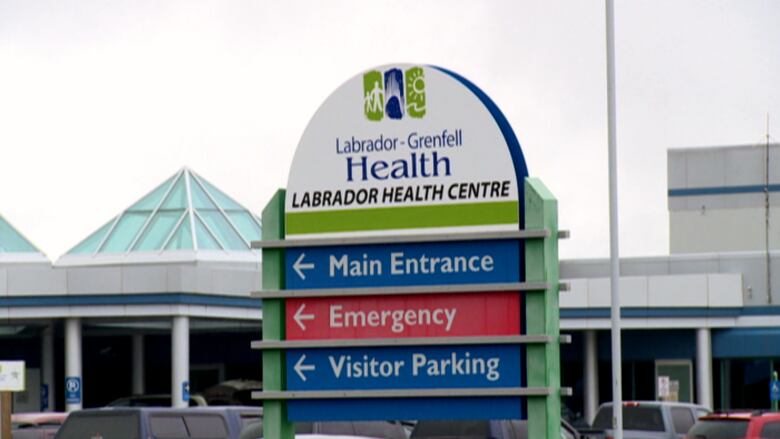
[771,380,780,402]
[65,376,81,404]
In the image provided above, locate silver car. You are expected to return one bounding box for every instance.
[587,401,710,439]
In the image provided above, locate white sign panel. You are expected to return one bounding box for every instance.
[658,375,670,398]
[0,361,25,392]
[285,64,528,239]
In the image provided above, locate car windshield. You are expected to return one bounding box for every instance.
[57,413,140,439]
[592,405,665,432]
[411,420,491,438]
[686,419,749,438]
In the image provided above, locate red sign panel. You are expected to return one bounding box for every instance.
[285,292,520,340]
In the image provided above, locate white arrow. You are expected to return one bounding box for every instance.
[294,303,315,331]
[294,354,315,382]
[293,253,315,280]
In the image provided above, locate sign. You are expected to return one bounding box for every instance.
[65,376,81,404]
[0,361,25,392]
[286,292,521,340]
[658,375,670,398]
[771,380,780,402]
[285,64,528,239]
[286,345,521,390]
[257,63,560,438]
[285,240,520,289]
[41,384,49,411]
[182,381,190,403]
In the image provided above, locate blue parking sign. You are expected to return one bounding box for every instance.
[65,376,81,404]
[771,380,780,402]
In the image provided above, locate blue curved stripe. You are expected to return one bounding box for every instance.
[669,184,780,197]
[431,65,529,400]
[431,66,529,197]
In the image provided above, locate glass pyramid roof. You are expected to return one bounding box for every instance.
[67,168,262,255]
[0,214,40,253]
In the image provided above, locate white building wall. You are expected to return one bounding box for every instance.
[670,207,780,253]
[668,144,780,254]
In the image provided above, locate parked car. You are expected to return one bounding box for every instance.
[203,379,263,406]
[585,401,711,439]
[54,406,261,439]
[562,404,591,432]
[12,413,68,439]
[410,419,580,439]
[239,420,408,439]
[296,436,387,439]
[685,411,780,439]
[106,393,208,407]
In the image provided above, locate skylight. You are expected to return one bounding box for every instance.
[67,168,262,254]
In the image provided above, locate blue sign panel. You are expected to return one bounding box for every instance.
[285,239,521,289]
[288,397,523,421]
[771,380,780,402]
[40,384,49,411]
[65,376,81,404]
[182,381,190,403]
[286,344,521,391]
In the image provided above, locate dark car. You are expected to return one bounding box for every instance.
[106,394,208,407]
[55,407,261,439]
[410,419,580,439]
[239,420,408,439]
[203,380,263,406]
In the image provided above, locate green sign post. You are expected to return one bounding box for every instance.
[252,64,563,438]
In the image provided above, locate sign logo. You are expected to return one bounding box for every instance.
[287,63,526,239]
[65,376,81,404]
[363,66,426,121]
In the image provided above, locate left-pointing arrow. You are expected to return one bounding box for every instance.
[294,354,315,382]
[293,253,315,280]
[294,303,315,331]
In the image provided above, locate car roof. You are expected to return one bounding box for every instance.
[73,406,260,415]
[297,436,379,439]
[599,400,708,409]
[701,411,780,420]
[11,412,68,425]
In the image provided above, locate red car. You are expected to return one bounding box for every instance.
[685,411,780,439]
[11,413,68,439]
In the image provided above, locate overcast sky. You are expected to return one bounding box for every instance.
[1,0,778,261]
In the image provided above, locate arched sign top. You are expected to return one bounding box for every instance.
[285,64,529,239]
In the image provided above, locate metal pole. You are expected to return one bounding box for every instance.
[606,0,623,437]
